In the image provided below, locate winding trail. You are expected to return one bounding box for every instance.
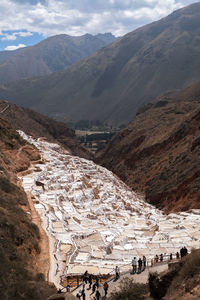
[26,191,50,279]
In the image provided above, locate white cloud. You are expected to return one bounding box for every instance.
[1,31,33,41]
[2,34,17,41]
[17,31,33,37]
[5,43,26,50]
[0,0,198,38]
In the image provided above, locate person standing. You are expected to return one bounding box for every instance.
[88,274,92,289]
[103,281,109,296]
[81,289,86,300]
[95,289,101,300]
[180,247,184,259]
[132,257,137,274]
[83,270,88,284]
[91,282,96,295]
[115,265,120,279]
[143,256,146,270]
[95,276,99,288]
[138,258,142,273]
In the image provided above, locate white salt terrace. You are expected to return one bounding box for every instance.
[18,131,200,288]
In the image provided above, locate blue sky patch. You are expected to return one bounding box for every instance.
[0,30,44,51]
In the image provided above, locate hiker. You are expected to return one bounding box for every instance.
[176,251,180,259]
[138,258,142,273]
[91,282,96,294]
[81,289,86,300]
[143,256,146,270]
[95,276,99,288]
[132,257,137,274]
[76,290,82,299]
[66,284,70,292]
[103,281,109,296]
[160,253,163,262]
[82,280,86,290]
[170,253,173,261]
[83,270,88,284]
[155,254,159,263]
[183,246,188,256]
[88,274,92,289]
[115,265,120,279]
[180,247,184,259]
[95,289,101,300]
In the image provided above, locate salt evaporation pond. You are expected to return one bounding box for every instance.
[18,131,200,288]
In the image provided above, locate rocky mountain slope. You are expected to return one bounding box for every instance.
[0,118,56,299]
[97,81,200,212]
[0,33,116,84]
[0,3,200,125]
[0,99,91,159]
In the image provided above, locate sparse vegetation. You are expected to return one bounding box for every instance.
[0,119,56,299]
[108,278,149,300]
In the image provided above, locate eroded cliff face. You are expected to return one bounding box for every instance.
[0,118,55,299]
[97,83,200,212]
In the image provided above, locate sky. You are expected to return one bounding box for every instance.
[0,0,199,51]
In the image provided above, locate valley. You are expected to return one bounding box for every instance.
[18,131,200,289]
[1,2,200,299]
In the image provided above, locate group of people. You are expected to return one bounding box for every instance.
[153,247,189,264]
[76,271,109,300]
[152,247,189,265]
[72,247,190,299]
[131,256,146,274]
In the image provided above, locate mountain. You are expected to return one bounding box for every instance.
[0,99,92,159]
[97,81,200,212]
[0,48,21,64]
[0,33,116,84]
[0,118,56,299]
[0,3,200,125]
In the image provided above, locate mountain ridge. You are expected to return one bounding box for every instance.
[0,3,200,125]
[0,32,116,84]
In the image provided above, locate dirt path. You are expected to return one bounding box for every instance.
[71,263,168,299]
[106,263,168,296]
[26,191,50,279]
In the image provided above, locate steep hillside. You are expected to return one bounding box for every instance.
[0,48,20,64]
[0,99,91,159]
[0,118,56,299]
[0,33,116,84]
[97,81,200,212]
[0,3,200,125]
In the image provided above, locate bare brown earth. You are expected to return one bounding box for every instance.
[26,191,50,278]
[15,147,50,278]
[97,81,200,213]
[0,118,56,299]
